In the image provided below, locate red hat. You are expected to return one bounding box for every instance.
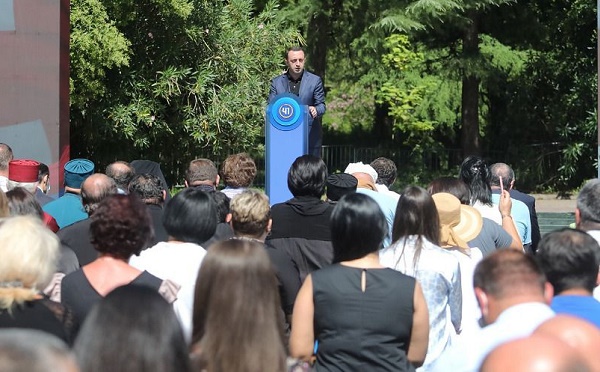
[9,159,40,182]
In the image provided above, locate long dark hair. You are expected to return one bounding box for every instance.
[459,156,493,206]
[192,239,286,372]
[392,186,440,269]
[74,285,190,372]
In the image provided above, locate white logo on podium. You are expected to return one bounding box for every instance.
[278,104,294,120]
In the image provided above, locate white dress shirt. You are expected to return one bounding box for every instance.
[431,302,554,372]
[129,241,207,343]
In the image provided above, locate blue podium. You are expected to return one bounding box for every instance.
[265,93,309,205]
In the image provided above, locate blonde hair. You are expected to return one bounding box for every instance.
[229,190,270,238]
[0,216,59,309]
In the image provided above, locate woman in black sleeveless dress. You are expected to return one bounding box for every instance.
[290,193,429,371]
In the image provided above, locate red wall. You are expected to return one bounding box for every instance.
[0,0,69,194]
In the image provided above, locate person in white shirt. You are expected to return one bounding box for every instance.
[432,250,554,372]
[431,193,484,339]
[380,186,462,370]
[129,188,217,342]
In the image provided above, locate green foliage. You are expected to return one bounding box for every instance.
[70,0,130,108]
[323,81,376,135]
[376,35,436,145]
[498,0,598,192]
[70,0,300,183]
[68,0,596,192]
[374,34,463,151]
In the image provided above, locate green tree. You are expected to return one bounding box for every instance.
[70,0,300,183]
[70,0,130,108]
[516,0,596,191]
[376,35,437,146]
[377,0,520,156]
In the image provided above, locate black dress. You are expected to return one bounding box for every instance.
[312,264,416,372]
[61,269,163,323]
[0,298,77,345]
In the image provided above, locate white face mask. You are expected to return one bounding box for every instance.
[46,184,50,194]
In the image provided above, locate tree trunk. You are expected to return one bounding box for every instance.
[461,11,481,157]
[306,0,331,84]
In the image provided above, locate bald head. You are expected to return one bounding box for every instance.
[534,315,600,371]
[105,161,135,191]
[481,334,590,372]
[81,173,117,214]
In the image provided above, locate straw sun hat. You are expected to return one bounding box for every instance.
[432,192,483,250]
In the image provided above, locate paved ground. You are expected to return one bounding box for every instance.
[531,194,576,213]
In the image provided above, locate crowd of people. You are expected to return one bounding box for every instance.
[0,141,599,371]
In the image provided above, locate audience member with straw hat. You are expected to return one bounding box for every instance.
[432,192,484,338]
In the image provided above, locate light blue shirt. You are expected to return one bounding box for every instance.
[356,188,397,247]
[491,193,532,245]
[380,236,462,370]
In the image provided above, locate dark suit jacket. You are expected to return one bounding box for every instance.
[510,189,541,252]
[35,187,54,207]
[269,70,326,155]
[146,203,168,248]
[57,218,96,266]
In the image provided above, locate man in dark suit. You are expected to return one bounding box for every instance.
[57,173,117,265]
[128,173,169,248]
[269,46,326,157]
[35,162,54,207]
[491,163,541,253]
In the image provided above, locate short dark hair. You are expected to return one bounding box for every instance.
[162,188,217,245]
[474,249,546,299]
[287,155,327,198]
[285,46,305,59]
[6,187,43,219]
[427,177,471,205]
[74,285,190,372]
[185,159,218,185]
[220,153,256,188]
[37,163,50,183]
[209,191,229,223]
[536,228,600,293]
[331,193,388,262]
[128,174,164,205]
[370,157,397,186]
[459,156,492,206]
[90,194,153,260]
[577,179,600,228]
